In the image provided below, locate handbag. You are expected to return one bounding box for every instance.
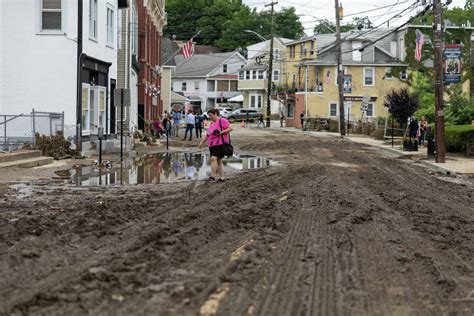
[219,119,234,157]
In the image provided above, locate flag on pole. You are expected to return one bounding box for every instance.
[415,29,424,62]
[182,37,194,59]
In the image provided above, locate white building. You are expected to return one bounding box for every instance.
[172,52,246,112]
[0,0,128,142]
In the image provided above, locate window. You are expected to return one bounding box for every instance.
[290,46,295,58]
[89,0,98,40]
[40,0,62,31]
[258,70,264,79]
[366,103,374,117]
[182,82,187,91]
[352,41,362,61]
[81,84,90,132]
[223,64,228,73]
[131,5,138,54]
[252,70,257,80]
[246,71,250,80]
[273,48,280,60]
[250,95,263,108]
[385,67,393,80]
[99,89,106,129]
[363,67,375,86]
[399,38,405,61]
[335,66,347,85]
[390,41,397,57]
[287,104,294,118]
[239,71,244,80]
[106,7,114,46]
[329,103,338,117]
[272,69,280,82]
[300,43,306,57]
[195,81,199,90]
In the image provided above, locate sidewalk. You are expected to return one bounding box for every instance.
[344,134,474,175]
[266,124,473,175]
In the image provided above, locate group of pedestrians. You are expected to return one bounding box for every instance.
[155,109,205,140]
[408,116,429,146]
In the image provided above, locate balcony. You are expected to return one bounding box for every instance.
[238,79,268,91]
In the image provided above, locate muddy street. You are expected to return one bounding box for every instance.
[1,129,473,315]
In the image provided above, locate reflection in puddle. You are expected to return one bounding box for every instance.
[71,153,274,186]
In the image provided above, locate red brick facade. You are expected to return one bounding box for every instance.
[137,0,163,128]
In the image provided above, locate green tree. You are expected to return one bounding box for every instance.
[412,73,435,123]
[445,85,474,125]
[313,18,357,34]
[217,6,262,51]
[164,0,207,40]
[257,7,305,39]
[196,0,243,45]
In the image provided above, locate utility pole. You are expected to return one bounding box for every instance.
[265,1,277,128]
[433,0,446,163]
[335,0,346,136]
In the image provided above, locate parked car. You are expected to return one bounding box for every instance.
[224,109,263,123]
[216,107,233,116]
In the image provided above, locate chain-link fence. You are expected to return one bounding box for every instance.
[0,109,64,151]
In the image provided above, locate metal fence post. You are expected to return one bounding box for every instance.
[32,108,36,146]
[61,111,65,134]
[49,113,53,136]
[4,115,7,148]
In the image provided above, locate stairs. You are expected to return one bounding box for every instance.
[0,150,54,168]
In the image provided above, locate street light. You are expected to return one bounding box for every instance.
[244,30,268,41]
[244,29,274,128]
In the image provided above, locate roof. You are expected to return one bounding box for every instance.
[161,38,180,67]
[241,64,267,71]
[194,45,222,55]
[173,52,240,78]
[208,74,238,80]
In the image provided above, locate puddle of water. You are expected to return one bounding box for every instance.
[70,152,274,186]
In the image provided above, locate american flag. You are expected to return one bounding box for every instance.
[182,37,194,59]
[415,29,424,62]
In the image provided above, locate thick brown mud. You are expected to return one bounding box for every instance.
[1,129,473,315]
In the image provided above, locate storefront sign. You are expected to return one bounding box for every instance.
[444,45,462,84]
[344,96,377,102]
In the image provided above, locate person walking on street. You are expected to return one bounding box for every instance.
[162,113,172,137]
[183,110,195,141]
[195,112,204,138]
[300,112,305,130]
[280,110,285,127]
[419,116,428,146]
[172,110,182,137]
[198,109,233,183]
[257,115,265,128]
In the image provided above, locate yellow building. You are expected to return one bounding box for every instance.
[281,30,408,127]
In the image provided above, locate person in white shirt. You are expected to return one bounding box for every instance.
[183,111,196,141]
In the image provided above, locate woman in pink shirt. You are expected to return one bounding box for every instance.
[198,108,233,183]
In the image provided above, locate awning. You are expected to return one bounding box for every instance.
[228,94,244,102]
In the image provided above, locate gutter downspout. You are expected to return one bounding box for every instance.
[76,0,83,150]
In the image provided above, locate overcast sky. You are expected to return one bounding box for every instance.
[243,0,467,36]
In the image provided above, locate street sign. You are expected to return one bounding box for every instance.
[114,89,131,107]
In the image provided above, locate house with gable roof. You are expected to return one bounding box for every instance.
[172,52,246,112]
